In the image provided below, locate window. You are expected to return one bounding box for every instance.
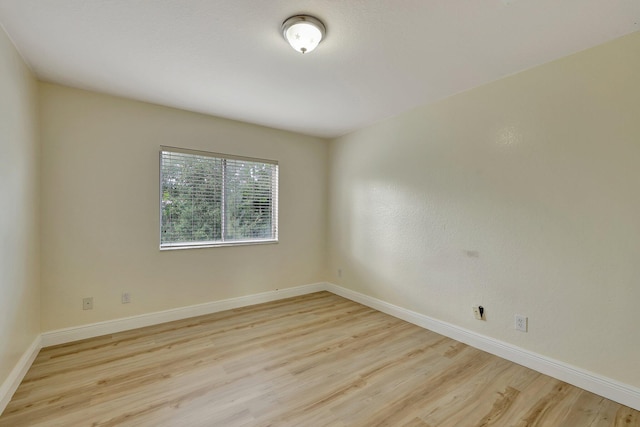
[160,147,278,249]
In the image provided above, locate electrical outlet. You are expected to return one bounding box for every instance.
[121,292,131,304]
[515,315,528,332]
[472,306,484,320]
[83,297,93,310]
[337,268,342,278]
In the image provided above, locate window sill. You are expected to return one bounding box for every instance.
[159,239,278,251]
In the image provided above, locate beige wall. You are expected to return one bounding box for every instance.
[39,84,328,331]
[0,28,40,385]
[328,32,640,387]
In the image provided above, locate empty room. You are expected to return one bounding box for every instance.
[1,1,639,426]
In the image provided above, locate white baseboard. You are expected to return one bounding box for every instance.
[41,283,325,347]
[0,335,42,415]
[325,282,640,411]
[8,282,639,414]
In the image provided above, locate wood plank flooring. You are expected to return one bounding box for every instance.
[1,292,638,426]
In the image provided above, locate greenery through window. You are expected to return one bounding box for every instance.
[160,147,278,248]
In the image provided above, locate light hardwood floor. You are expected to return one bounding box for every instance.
[1,292,638,426]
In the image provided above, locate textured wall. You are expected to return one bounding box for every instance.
[39,84,328,331]
[328,32,640,387]
[0,28,40,386]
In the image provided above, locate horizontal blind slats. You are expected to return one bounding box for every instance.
[160,148,278,248]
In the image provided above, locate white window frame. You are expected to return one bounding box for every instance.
[159,146,278,250]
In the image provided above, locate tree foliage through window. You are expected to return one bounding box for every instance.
[160,149,278,248]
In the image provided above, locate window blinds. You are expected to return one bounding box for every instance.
[160,147,278,248]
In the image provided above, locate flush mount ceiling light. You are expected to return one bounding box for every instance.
[282,15,326,54]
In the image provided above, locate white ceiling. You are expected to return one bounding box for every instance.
[1,1,638,138]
